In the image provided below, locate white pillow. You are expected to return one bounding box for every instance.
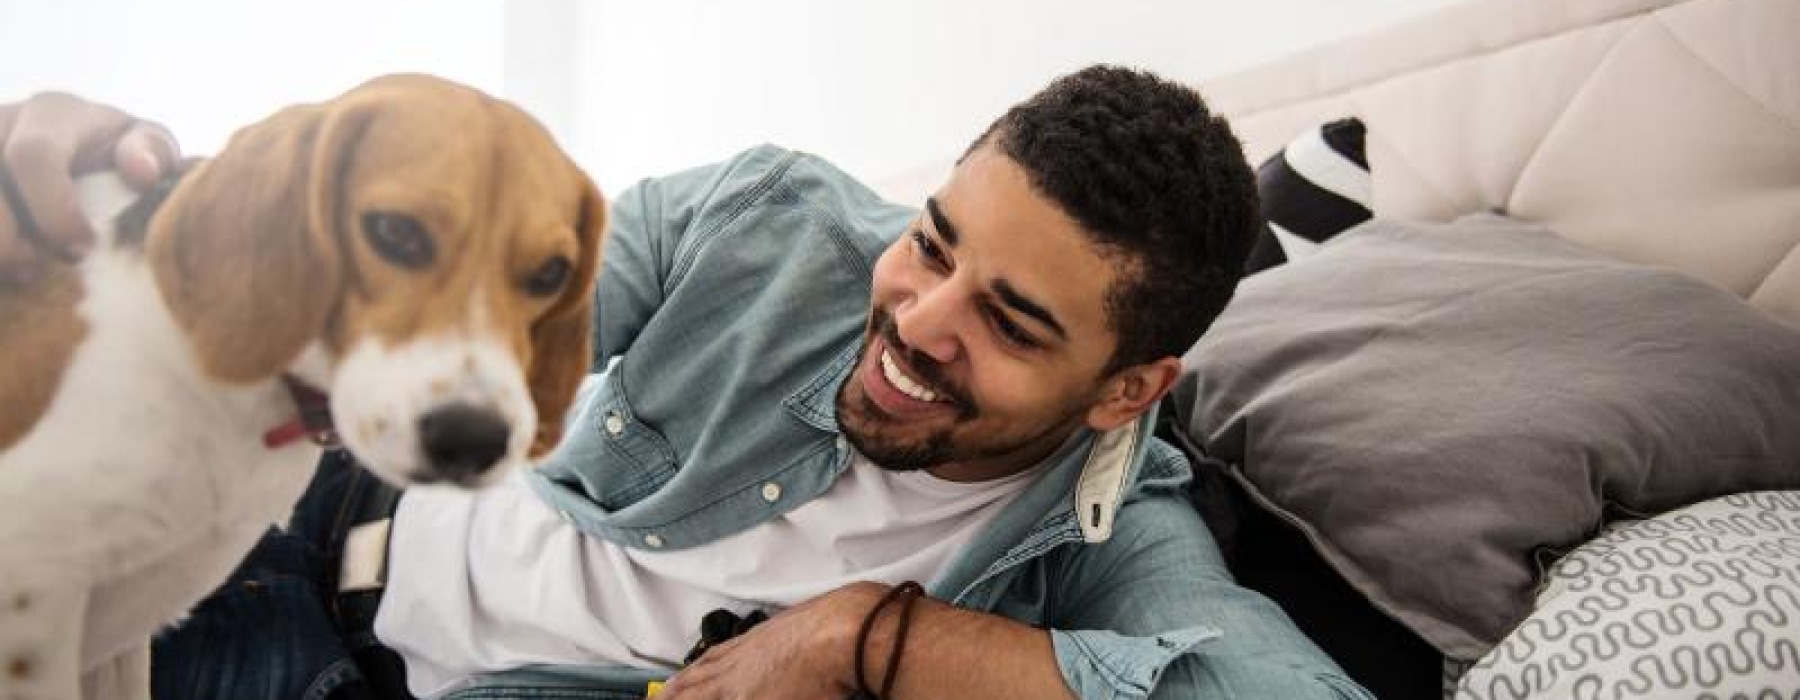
[1453,491,1800,699]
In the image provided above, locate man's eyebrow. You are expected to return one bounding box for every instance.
[925,197,959,247]
[924,196,1066,341]
[993,279,1067,340]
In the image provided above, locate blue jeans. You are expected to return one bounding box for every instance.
[148,455,664,700]
[151,450,409,700]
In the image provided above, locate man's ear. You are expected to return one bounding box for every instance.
[1085,356,1183,431]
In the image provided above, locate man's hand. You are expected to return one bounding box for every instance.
[659,581,1075,700]
[0,92,178,280]
[658,582,882,700]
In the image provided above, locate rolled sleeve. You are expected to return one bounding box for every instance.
[1043,494,1375,700]
[1051,627,1220,699]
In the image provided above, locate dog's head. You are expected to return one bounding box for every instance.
[148,73,605,488]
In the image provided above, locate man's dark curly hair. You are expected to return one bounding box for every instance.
[964,65,1259,374]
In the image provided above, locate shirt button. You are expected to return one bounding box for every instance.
[604,411,626,436]
[760,482,782,502]
[558,509,574,524]
[644,534,665,548]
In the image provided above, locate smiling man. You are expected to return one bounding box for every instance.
[2,66,1369,700]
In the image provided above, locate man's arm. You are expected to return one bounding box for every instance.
[1043,494,1372,700]
[660,581,1076,700]
[592,145,799,370]
[663,493,1372,700]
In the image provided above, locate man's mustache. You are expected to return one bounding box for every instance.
[879,318,976,416]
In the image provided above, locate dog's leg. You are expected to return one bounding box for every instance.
[0,573,88,700]
[78,643,150,700]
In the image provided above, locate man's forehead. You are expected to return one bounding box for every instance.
[926,158,1119,343]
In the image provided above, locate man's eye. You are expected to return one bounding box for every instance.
[911,231,947,271]
[992,311,1040,349]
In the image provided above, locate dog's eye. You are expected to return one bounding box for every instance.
[524,256,572,297]
[361,211,435,269]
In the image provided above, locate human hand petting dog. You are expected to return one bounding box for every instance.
[0,92,178,280]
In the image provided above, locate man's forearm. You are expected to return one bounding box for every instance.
[833,583,1078,700]
[659,581,1081,700]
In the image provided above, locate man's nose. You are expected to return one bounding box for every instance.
[893,286,964,365]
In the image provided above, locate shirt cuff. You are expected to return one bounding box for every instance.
[1051,626,1221,700]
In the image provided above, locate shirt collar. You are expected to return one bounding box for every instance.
[782,338,863,434]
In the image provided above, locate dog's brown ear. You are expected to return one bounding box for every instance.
[526,177,606,458]
[148,101,368,384]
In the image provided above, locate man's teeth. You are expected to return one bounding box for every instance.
[881,350,941,403]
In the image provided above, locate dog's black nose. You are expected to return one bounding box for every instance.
[418,404,511,483]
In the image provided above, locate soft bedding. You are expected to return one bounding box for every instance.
[1179,214,1800,661]
[1453,491,1800,699]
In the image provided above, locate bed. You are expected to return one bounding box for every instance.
[880,0,1800,697]
[1202,0,1799,696]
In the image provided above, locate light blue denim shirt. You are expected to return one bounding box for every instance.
[458,145,1369,700]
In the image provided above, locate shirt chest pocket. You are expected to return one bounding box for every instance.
[549,368,681,511]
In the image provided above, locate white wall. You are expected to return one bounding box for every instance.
[0,0,507,156]
[566,0,1464,195]
[0,0,1461,196]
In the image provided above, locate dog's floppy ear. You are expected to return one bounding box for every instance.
[526,177,606,458]
[148,101,369,384]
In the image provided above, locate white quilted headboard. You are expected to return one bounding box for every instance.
[1200,0,1800,323]
[872,0,1798,323]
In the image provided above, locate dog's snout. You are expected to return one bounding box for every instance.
[418,404,511,483]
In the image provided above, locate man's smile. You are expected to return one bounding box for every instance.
[860,335,964,420]
[880,349,942,403]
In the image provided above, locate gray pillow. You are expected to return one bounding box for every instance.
[1181,214,1800,661]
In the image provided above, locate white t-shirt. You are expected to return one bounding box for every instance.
[374,451,1038,698]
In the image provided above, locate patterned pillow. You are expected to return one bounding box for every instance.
[1243,117,1371,274]
[1453,491,1800,699]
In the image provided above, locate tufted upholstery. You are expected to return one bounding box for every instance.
[1202,0,1800,323]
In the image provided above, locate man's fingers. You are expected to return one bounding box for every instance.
[114,120,178,189]
[661,649,724,700]
[0,207,36,280]
[0,91,165,270]
[0,103,32,280]
[1,91,143,259]
[658,672,715,700]
[3,135,92,259]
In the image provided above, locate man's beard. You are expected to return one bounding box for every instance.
[835,309,975,471]
[836,307,1080,474]
[836,352,1082,472]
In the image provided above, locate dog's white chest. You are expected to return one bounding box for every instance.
[0,174,323,672]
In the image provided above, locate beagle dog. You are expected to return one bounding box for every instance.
[0,74,605,700]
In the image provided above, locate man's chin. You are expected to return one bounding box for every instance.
[837,351,961,469]
[842,431,947,472]
[837,407,952,472]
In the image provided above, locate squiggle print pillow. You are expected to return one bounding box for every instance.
[1454,491,1800,699]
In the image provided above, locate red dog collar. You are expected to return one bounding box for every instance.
[263,375,340,449]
